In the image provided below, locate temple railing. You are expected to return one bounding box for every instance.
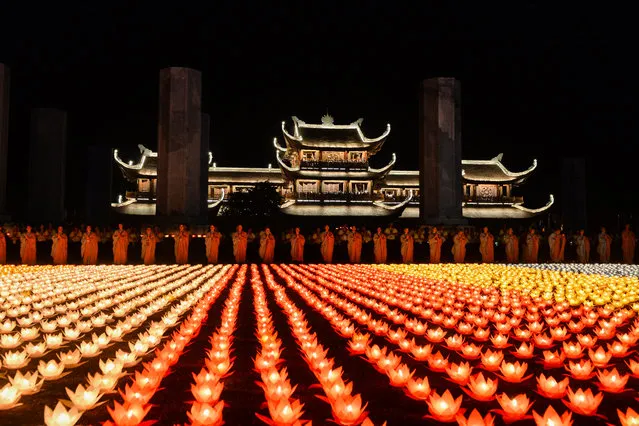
[289,192,383,202]
[299,160,369,171]
[464,195,524,204]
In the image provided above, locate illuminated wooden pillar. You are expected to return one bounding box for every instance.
[419,78,465,223]
[0,64,8,216]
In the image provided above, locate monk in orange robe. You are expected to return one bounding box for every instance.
[347,226,362,263]
[428,227,443,263]
[20,226,37,265]
[622,224,636,264]
[400,228,414,263]
[259,227,276,263]
[81,226,99,265]
[373,227,387,263]
[479,227,494,263]
[174,224,190,264]
[452,230,467,263]
[205,225,221,264]
[548,229,566,263]
[320,225,335,263]
[232,225,248,263]
[575,230,590,263]
[51,226,68,265]
[141,227,157,265]
[290,227,305,262]
[504,228,519,263]
[112,223,129,265]
[0,225,6,264]
[525,229,540,263]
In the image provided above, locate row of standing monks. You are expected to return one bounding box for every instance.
[0,224,636,266]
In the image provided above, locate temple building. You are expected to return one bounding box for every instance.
[112,115,553,219]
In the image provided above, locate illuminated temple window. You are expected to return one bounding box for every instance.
[322,151,345,162]
[297,180,319,193]
[138,179,151,192]
[349,151,365,162]
[351,181,370,194]
[323,181,345,194]
[301,150,319,161]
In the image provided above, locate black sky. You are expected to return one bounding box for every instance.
[0,2,636,222]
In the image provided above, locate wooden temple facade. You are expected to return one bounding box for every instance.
[112,116,553,219]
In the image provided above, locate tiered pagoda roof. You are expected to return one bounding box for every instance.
[461,153,537,185]
[281,115,390,153]
[275,150,396,181]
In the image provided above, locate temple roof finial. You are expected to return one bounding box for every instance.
[321,113,334,126]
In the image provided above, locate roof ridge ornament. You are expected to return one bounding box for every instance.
[492,153,504,162]
[321,114,335,126]
[351,118,364,126]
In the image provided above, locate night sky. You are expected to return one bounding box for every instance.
[0,3,636,225]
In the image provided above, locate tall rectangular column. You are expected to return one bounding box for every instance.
[156,67,204,218]
[0,64,9,216]
[28,108,67,222]
[201,113,211,206]
[419,78,465,223]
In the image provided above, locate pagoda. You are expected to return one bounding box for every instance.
[274,115,412,216]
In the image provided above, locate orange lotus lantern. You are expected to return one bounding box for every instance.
[331,394,368,425]
[562,341,584,359]
[192,381,224,404]
[66,384,104,411]
[565,359,595,380]
[410,344,432,361]
[481,350,503,372]
[405,377,431,400]
[456,409,495,426]
[425,390,463,423]
[426,327,446,343]
[387,364,414,387]
[511,342,534,359]
[107,401,151,426]
[541,350,565,368]
[618,407,639,426]
[597,368,629,393]
[608,341,632,358]
[536,374,569,399]
[494,393,532,423]
[464,372,498,401]
[498,361,531,383]
[446,362,472,385]
[427,351,449,372]
[0,383,22,410]
[473,328,490,341]
[118,383,154,405]
[577,334,597,349]
[460,343,482,360]
[532,405,572,426]
[187,401,224,426]
[324,381,353,404]
[588,347,612,367]
[445,334,464,350]
[490,334,510,349]
[562,387,603,416]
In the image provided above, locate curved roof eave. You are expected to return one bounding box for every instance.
[373,189,413,211]
[207,188,225,209]
[512,194,554,214]
[462,153,538,178]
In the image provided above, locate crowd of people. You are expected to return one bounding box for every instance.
[0,221,636,266]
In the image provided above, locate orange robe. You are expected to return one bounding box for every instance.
[597,233,612,263]
[20,232,37,265]
[232,231,248,263]
[291,235,305,262]
[400,234,414,263]
[505,235,519,263]
[479,232,494,263]
[112,230,129,265]
[525,234,540,263]
[0,232,6,264]
[320,231,334,263]
[141,234,157,265]
[452,234,467,263]
[259,234,276,263]
[81,232,99,265]
[347,232,362,263]
[174,231,190,264]
[622,230,636,264]
[429,234,443,263]
[51,233,68,265]
[205,231,221,264]
[373,233,387,263]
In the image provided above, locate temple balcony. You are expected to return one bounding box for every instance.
[288,192,383,202]
[299,160,369,171]
[464,195,524,204]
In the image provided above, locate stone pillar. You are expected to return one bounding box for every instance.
[201,113,211,206]
[28,108,67,222]
[561,158,587,230]
[419,78,465,224]
[156,67,204,218]
[0,64,9,216]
